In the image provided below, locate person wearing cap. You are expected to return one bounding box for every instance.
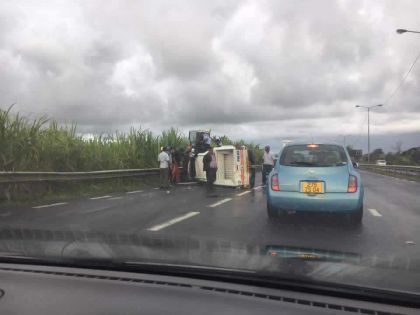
[203,146,218,196]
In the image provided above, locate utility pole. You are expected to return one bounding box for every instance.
[355,104,383,163]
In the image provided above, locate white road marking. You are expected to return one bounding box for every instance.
[208,198,232,208]
[236,190,251,197]
[89,195,111,200]
[252,185,263,190]
[147,212,200,231]
[368,208,382,217]
[108,196,123,200]
[33,202,68,209]
[126,190,143,194]
[153,187,160,190]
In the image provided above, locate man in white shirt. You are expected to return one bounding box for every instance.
[158,147,170,189]
[262,145,275,185]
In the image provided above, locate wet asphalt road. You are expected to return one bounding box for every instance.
[0,171,419,271]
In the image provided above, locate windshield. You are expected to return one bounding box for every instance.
[280,145,348,167]
[0,0,420,298]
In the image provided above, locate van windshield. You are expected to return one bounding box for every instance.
[280,145,348,167]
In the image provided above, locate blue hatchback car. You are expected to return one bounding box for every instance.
[266,143,364,223]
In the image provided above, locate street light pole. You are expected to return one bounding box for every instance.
[396,29,420,34]
[355,104,383,163]
[367,107,370,163]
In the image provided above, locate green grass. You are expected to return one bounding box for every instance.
[0,108,264,203]
[0,107,263,172]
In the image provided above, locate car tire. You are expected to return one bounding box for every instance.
[350,205,363,225]
[267,203,277,219]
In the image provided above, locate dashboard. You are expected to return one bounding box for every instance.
[0,263,416,315]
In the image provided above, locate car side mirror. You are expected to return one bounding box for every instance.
[352,161,359,168]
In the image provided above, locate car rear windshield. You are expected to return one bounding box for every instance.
[280,144,348,167]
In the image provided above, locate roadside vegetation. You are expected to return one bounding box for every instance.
[0,107,263,172]
[348,146,420,166]
[0,107,265,203]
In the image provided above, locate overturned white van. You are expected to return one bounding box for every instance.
[194,145,250,188]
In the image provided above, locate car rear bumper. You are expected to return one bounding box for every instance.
[267,190,363,213]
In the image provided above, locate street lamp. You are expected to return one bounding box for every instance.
[340,134,350,147]
[396,29,420,34]
[355,104,383,163]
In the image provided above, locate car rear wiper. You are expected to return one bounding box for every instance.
[287,162,315,166]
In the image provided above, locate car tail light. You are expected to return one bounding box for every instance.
[348,175,357,193]
[271,174,280,191]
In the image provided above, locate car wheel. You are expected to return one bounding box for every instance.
[350,206,363,225]
[267,202,277,219]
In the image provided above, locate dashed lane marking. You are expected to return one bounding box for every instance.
[236,190,251,197]
[252,185,264,190]
[147,212,200,231]
[33,202,68,209]
[126,190,143,194]
[368,208,382,217]
[89,195,111,200]
[208,198,232,208]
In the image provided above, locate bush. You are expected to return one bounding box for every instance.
[0,108,263,171]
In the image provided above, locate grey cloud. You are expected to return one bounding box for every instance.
[0,0,419,146]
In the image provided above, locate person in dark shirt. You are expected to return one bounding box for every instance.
[170,148,181,184]
[248,149,255,189]
[203,146,218,196]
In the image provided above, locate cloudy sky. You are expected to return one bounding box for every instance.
[1,0,420,151]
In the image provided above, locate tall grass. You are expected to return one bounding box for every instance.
[0,108,262,172]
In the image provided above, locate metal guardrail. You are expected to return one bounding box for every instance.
[0,168,161,184]
[358,164,420,178]
[0,165,262,184]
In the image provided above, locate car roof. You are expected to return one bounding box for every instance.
[283,142,344,147]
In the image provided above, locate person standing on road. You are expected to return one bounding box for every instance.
[171,148,181,184]
[158,146,170,189]
[182,144,192,181]
[248,149,255,189]
[203,146,218,196]
[167,146,173,185]
[262,145,275,185]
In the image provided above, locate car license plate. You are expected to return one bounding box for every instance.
[300,181,323,193]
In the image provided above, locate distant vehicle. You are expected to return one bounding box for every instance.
[267,143,364,224]
[376,160,387,166]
